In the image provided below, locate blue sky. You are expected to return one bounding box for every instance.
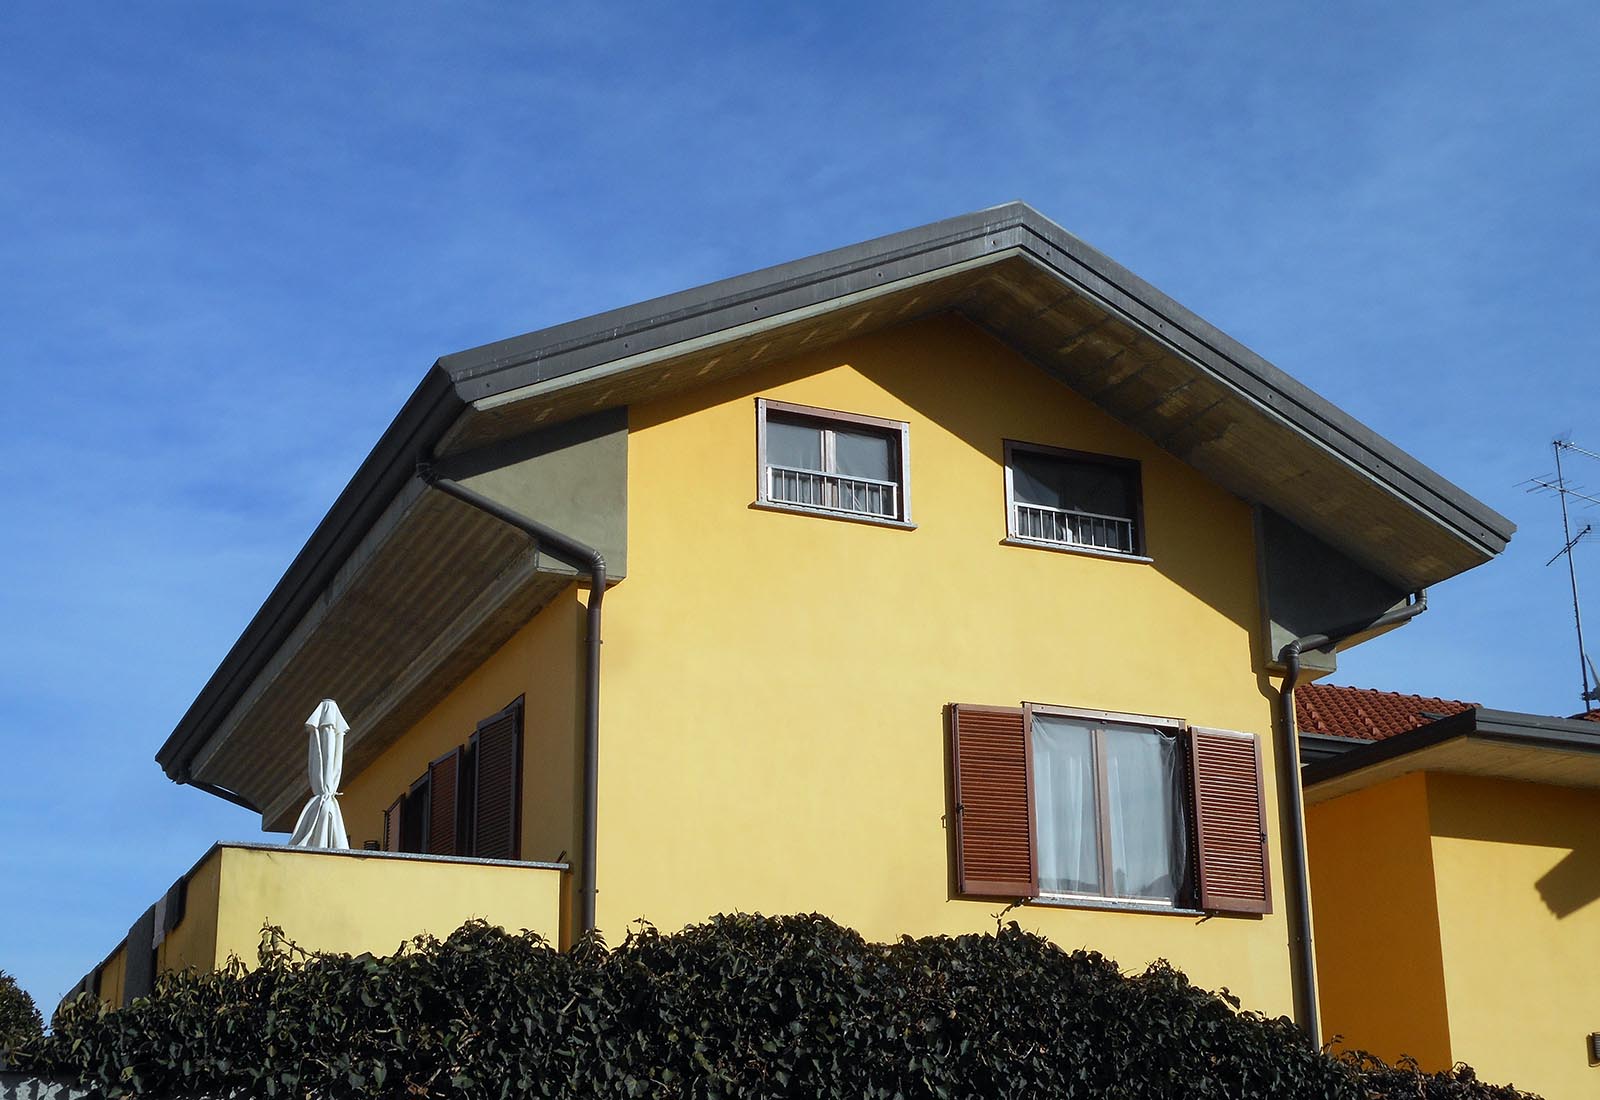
[3,2,1598,1012]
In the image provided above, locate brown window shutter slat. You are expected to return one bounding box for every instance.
[428,749,462,856]
[1189,727,1271,914]
[949,704,1037,898]
[472,700,523,860]
[401,773,431,854]
[383,794,405,852]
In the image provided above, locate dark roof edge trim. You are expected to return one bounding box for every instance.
[1302,706,1600,790]
[155,368,463,778]
[440,201,1513,552]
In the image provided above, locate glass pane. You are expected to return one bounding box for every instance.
[768,419,823,471]
[1101,724,1186,902]
[1011,451,1067,509]
[1011,451,1135,519]
[833,427,893,481]
[1031,714,1101,896]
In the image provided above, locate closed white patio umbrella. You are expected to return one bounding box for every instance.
[288,699,350,849]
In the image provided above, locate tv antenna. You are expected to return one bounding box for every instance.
[1523,439,1600,710]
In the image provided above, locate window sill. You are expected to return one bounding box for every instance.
[1001,537,1153,564]
[1029,893,1201,917]
[751,500,917,530]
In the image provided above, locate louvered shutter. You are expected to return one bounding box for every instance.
[383,794,405,852]
[472,701,523,860]
[949,704,1037,897]
[1189,727,1271,914]
[401,774,431,854]
[428,749,462,856]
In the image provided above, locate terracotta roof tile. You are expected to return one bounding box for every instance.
[1570,708,1600,723]
[1295,683,1476,742]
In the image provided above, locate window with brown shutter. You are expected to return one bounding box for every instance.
[1189,727,1271,915]
[399,773,430,854]
[471,698,524,860]
[382,794,405,852]
[948,703,1270,915]
[427,748,462,857]
[949,704,1037,898]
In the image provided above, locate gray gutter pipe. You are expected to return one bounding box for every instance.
[418,463,606,936]
[1276,589,1427,1048]
[176,774,261,813]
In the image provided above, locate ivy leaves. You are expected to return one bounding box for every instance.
[13,915,1538,1100]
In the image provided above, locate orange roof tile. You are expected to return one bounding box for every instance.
[1295,683,1476,742]
[1570,708,1600,723]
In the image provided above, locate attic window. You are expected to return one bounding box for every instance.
[756,398,912,525]
[1003,440,1145,559]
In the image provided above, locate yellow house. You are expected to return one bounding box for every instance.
[1301,683,1600,1099]
[72,204,1513,1057]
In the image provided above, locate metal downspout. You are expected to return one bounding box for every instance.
[418,465,606,937]
[1276,589,1427,1048]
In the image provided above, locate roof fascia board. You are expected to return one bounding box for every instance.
[444,203,1510,555]
[156,368,463,778]
[995,232,1513,555]
[1303,706,1600,792]
[440,206,1034,393]
[464,249,1022,421]
[1302,708,1478,788]
[187,475,431,780]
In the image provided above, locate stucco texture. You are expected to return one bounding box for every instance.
[592,313,1294,1015]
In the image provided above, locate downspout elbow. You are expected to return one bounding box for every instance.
[1275,588,1426,1050]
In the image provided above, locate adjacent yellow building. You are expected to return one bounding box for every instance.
[71,205,1528,1080]
[1302,685,1600,1098]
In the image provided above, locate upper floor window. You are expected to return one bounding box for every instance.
[756,398,911,524]
[1004,440,1144,558]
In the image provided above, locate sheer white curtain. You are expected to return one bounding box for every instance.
[1032,714,1100,895]
[1103,724,1186,901]
[1031,714,1188,903]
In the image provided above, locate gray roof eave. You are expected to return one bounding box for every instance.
[155,367,463,778]
[438,201,1514,555]
[1302,707,1600,791]
[156,201,1516,787]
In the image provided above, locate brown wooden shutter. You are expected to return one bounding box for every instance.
[949,704,1037,898]
[428,749,462,856]
[472,700,523,860]
[401,773,431,853]
[1189,727,1271,914]
[383,794,405,852]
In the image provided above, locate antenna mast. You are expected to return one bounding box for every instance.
[1525,440,1600,709]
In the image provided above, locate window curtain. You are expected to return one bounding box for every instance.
[1103,725,1187,902]
[1031,714,1100,895]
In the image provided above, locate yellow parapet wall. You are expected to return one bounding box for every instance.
[90,843,566,1006]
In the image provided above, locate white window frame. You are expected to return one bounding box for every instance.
[1024,702,1193,911]
[755,398,913,527]
[1003,439,1148,561]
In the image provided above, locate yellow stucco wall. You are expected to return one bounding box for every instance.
[1306,772,1452,1069]
[340,590,583,930]
[583,313,1295,1013]
[1427,774,1600,1100]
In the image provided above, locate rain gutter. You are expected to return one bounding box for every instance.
[1275,589,1428,1048]
[417,464,606,936]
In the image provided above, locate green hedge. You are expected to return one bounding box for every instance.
[16,914,1538,1099]
[0,968,42,1053]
